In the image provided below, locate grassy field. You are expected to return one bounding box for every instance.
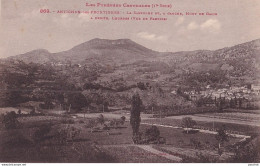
[196,112,260,122]
[143,116,260,136]
[0,112,250,163]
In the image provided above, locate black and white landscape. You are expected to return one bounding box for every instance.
[0,38,260,163]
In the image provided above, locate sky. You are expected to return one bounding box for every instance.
[0,0,260,58]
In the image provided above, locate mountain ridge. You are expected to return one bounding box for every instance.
[5,38,260,65]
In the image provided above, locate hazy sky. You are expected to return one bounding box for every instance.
[0,0,260,58]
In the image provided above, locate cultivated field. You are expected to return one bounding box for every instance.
[0,110,250,163]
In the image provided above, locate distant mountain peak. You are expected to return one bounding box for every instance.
[70,38,149,52]
[83,38,134,45]
[26,49,50,55]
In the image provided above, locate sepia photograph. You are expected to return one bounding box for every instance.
[0,0,260,164]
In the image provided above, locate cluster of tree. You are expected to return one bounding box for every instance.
[229,139,259,162]
[137,82,151,90]
[181,117,232,158]
[176,87,190,101]
[1,61,84,109]
[145,104,217,117]
[195,97,215,107]
[184,70,228,88]
[87,114,126,133]
[83,82,113,91]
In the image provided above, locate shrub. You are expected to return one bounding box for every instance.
[2,111,19,129]
[79,120,85,124]
[145,126,160,142]
[55,126,80,144]
[87,119,97,133]
[30,109,36,115]
[96,114,105,125]
[120,116,126,125]
[190,138,201,149]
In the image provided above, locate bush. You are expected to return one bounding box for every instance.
[145,126,160,142]
[2,111,19,129]
[79,120,85,124]
[30,109,36,115]
[55,126,80,144]
[120,116,126,125]
[86,119,97,133]
[96,114,105,125]
[190,138,201,149]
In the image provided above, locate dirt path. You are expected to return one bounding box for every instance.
[100,144,182,162]
[136,145,182,162]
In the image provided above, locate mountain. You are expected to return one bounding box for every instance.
[8,38,260,65]
[8,49,54,64]
[5,38,260,84]
[8,38,158,64]
[1,38,260,111]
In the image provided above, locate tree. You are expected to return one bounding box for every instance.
[96,114,105,126]
[130,93,142,143]
[215,125,229,154]
[137,82,146,90]
[229,98,235,108]
[181,117,196,134]
[103,101,109,112]
[120,116,126,125]
[238,98,242,109]
[67,93,88,112]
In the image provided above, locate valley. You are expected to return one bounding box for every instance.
[0,38,260,162]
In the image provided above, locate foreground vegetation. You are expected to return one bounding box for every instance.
[0,109,259,162]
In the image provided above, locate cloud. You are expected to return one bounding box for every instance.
[137,32,168,42]
[200,19,221,32]
[187,22,199,30]
[175,17,185,26]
